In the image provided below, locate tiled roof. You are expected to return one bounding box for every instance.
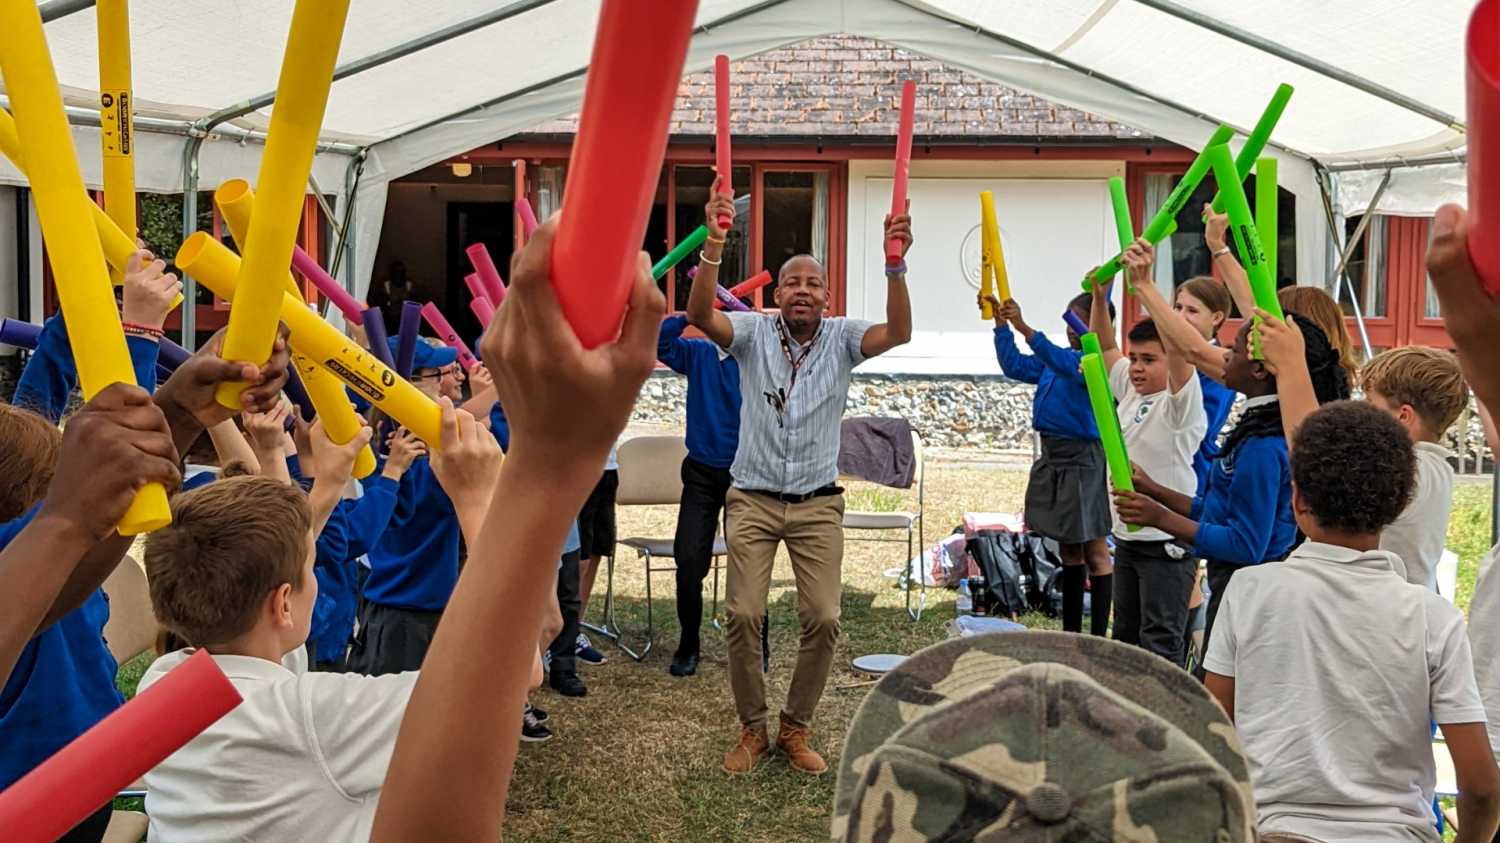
[526,35,1145,140]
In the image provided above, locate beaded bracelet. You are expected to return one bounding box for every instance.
[121,322,165,339]
[884,261,907,277]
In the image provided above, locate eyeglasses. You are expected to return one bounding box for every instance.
[412,365,461,381]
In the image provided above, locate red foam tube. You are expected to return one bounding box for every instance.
[886,80,916,265]
[0,649,240,843]
[516,197,539,237]
[466,243,507,305]
[551,0,699,348]
[290,246,364,325]
[421,302,478,372]
[470,296,495,328]
[1469,0,1500,296]
[726,269,773,300]
[715,54,734,232]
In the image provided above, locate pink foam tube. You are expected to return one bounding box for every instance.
[516,198,539,237]
[551,0,699,349]
[470,296,495,328]
[887,80,916,265]
[0,649,240,843]
[421,302,478,372]
[1469,0,1500,296]
[714,54,734,232]
[290,246,364,325]
[466,243,507,306]
[462,272,489,307]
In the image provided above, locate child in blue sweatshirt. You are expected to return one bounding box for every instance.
[985,291,1113,636]
[1115,313,1350,668]
[657,314,742,676]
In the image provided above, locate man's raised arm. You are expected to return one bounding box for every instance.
[686,179,737,348]
[861,208,914,358]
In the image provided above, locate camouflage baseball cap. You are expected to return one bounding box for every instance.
[832,632,1254,843]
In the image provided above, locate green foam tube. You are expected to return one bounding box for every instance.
[1080,332,1102,359]
[1256,157,1278,286]
[1108,176,1134,250]
[1081,352,1139,532]
[1086,123,1235,290]
[652,224,710,280]
[1207,144,1282,343]
[1210,84,1294,215]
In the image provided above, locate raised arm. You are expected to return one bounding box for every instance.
[204,417,261,474]
[458,363,495,424]
[861,207,914,358]
[1090,267,1124,371]
[685,179,736,348]
[243,406,294,484]
[306,417,374,535]
[1205,205,1256,320]
[1254,309,1318,450]
[1129,249,1226,383]
[427,399,504,548]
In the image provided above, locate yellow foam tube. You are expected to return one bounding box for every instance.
[217,180,374,477]
[0,107,180,308]
[215,0,352,410]
[0,0,169,534]
[178,232,442,450]
[292,350,377,479]
[978,191,995,319]
[982,191,1010,302]
[96,0,134,281]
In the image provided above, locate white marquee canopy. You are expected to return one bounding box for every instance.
[0,0,1474,300]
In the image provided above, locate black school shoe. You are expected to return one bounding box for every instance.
[550,670,588,697]
[522,707,553,743]
[526,702,549,724]
[669,651,699,677]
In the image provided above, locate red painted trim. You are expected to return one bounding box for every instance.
[465,140,1193,166]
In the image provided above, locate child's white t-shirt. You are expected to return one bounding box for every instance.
[1108,357,1207,542]
[140,648,418,843]
[1379,441,1455,591]
[1469,542,1500,762]
[1203,542,1485,843]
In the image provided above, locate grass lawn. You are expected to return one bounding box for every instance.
[113,466,1494,843]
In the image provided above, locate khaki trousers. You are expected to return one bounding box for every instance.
[724,487,844,730]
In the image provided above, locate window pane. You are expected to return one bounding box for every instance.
[535,166,565,221]
[1338,215,1387,318]
[673,164,750,311]
[762,171,827,306]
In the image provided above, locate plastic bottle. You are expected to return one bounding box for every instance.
[956,579,973,616]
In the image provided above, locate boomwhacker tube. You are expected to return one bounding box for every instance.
[1081,352,1139,532]
[394,301,423,380]
[714,54,735,231]
[887,80,916,264]
[0,0,169,533]
[1208,84,1294,215]
[726,269,773,300]
[1080,332,1103,359]
[290,247,364,324]
[466,243,507,306]
[516,197,540,238]
[215,181,317,301]
[1205,145,1282,324]
[470,296,496,329]
[981,190,1011,304]
[1469,0,1500,295]
[652,225,711,280]
[360,306,397,370]
[688,265,753,312]
[978,192,997,319]
[0,108,181,309]
[0,319,40,349]
[290,351,376,478]
[282,364,314,422]
[1256,157,1278,285]
[0,649,240,843]
[216,0,352,410]
[1108,176,1134,251]
[96,0,135,285]
[1086,123,1235,290]
[463,273,491,309]
[1062,310,1090,338]
[551,0,700,349]
[421,303,479,372]
[178,232,444,449]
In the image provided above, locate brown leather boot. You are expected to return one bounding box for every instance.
[721,724,770,775]
[776,715,828,775]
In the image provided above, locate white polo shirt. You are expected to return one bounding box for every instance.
[1108,357,1207,542]
[1468,543,1500,761]
[1204,542,1484,843]
[140,649,418,843]
[1380,441,1455,591]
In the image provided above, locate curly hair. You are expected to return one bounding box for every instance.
[1291,401,1415,535]
[1279,287,1358,392]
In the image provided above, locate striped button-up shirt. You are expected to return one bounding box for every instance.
[725,311,872,495]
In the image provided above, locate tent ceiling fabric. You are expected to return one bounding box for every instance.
[5,0,1475,294]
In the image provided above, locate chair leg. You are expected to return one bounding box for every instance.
[710,560,723,631]
[907,526,925,622]
[583,544,622,642]
[613,550,654,662]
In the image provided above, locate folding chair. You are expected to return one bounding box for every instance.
[840,429,926,620]
[587,436,728,661]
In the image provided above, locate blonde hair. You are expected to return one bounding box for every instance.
[1175,276,1231,333]
[0,404,62,522]
[1360,346,1468,438]
[1278,286,1359,391]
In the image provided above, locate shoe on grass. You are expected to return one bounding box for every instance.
[721,724,770,775]
[525,702,548,724]
[575,633,608,666]
[669,651,699,677]
[549,670,588,698]
[776,715,827,775]
[521,708,553,743]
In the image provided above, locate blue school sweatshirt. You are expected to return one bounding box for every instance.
[992,327,1097,441]
[361,456,459,612]
[311,478,400,662]
[657,315,741,468]
[1193,369,1237,491]
[1191,434,1296,566]
[0,313,160,788]
[489,401,581,555]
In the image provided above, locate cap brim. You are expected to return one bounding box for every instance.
[831,631,1247,838]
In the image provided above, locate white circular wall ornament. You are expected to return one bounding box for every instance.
[959,224,1015,292]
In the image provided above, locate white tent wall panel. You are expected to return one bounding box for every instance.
[1336,164,1469,218]
[0,187,17,324]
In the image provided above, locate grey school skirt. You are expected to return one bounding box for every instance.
[1024,436,1112,544]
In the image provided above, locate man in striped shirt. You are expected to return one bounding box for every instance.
[688,181,913,777]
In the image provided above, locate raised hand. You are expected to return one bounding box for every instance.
[155,325,293,433]
[705,175,736,241]
[883,200,913,261]
[120,248,183,333]
[428,398,503,519]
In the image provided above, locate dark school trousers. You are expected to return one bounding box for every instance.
[1195,560,1239,681]
[673,456,733,656]
[348,600,442,676]
[549,549,583,674]
[1111,538,1197,667]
